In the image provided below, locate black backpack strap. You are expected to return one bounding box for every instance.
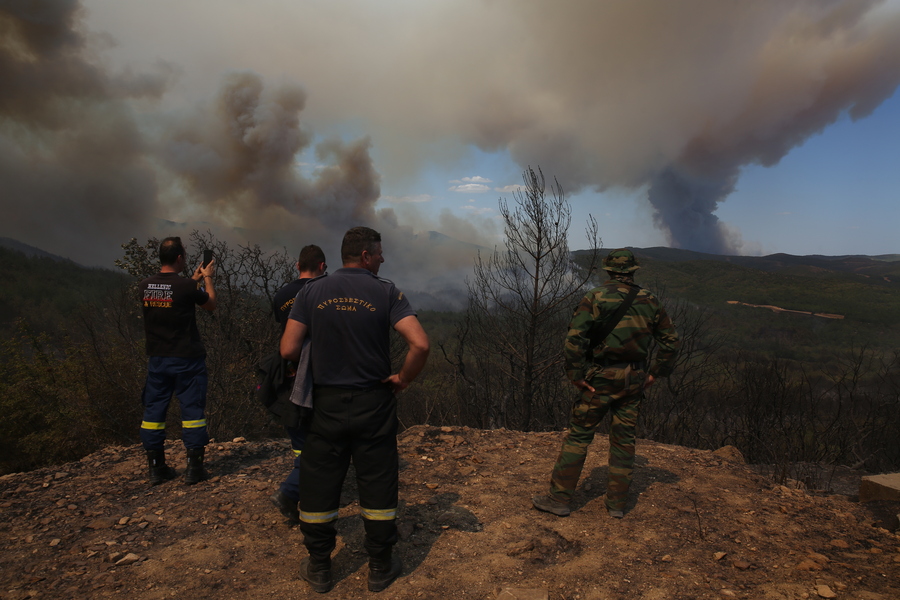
[587,284,640,352]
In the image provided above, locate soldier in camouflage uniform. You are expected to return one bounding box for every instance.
[533,248,679,518]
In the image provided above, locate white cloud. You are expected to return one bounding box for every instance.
[495,184,525,193]
[449,175,494,193]
[461,175,492,183]
[449,183,491,193]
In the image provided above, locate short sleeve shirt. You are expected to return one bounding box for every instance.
[272,278,308,329]
[288,268,415,389]
[140,272,209,357]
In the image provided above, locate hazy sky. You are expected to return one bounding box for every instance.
[2,0,899,281]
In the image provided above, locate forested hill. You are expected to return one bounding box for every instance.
[623,246,900,279]
[3,236,900,351]
[0,244,130,333]
[2,238,899,477]
[0,236,78,262]
[572,246,900,357]
[575,246,900,283]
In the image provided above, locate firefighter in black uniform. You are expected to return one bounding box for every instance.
[268,244,326,523]
[281,226,429,593]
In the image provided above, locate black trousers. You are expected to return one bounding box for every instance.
[298,385,399,559]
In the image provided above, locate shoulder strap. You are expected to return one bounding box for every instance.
[587,284,640,351]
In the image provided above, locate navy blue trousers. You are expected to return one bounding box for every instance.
[279,424,307,502]
[140,356,210,450]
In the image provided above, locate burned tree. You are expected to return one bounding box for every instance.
[451,167,601,430]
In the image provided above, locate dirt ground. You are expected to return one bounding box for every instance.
[1,424,898,600]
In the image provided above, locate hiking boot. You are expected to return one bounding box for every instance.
[368,555,402,592]
[270,491,300,524]
[299,556,333,593]
[532,494,571,517]
[184,447,210,485]
[603,494,624,518]
[147,450,176,486]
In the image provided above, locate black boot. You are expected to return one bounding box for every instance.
[270,491,300,524]
[299,555,333,593]
[147,449,176,486]
[184,447,210,485]
[368,550,402,592]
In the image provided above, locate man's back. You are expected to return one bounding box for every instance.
[140,272,208,357]
[292,268,415,389]
[281,226,428,593]
[273,279,306,328]
[565,276,679,381]
[138,236,215,486]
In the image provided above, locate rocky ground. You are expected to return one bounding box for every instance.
[1,425,898,600]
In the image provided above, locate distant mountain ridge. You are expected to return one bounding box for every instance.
[571,245,900,356]
[574,246,900,283]
[0,240,131,333]
[5,234,897,281]
[2,236,899,365]
[0,236,77,264]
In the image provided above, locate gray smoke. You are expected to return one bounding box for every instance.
[4,0,900,269]
[158,71,382,236]
[474,1,900,253]
[0,0,491,282]
[647,168,740,255]
[154,71,482,290]
[225,0,894,255]
[0,0,171,264]
[637,1,900,252]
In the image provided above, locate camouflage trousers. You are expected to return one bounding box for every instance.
[549,364,645,512]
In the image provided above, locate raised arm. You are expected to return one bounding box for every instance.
[193,259,217,312]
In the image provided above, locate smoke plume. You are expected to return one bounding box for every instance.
[158,72,382,234]
[0,0,490,286]
[0,0,169,264]
[2,0,900,274]
[164,0,893,254]
[456,0,900,253]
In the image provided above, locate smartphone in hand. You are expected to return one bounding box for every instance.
[202,249,213,267]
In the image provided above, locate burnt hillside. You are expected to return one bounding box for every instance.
[1,425,898,600]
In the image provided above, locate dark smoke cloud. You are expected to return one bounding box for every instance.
[154,71,475,290]
[451,1,900,254]
[0,0,166,264]
[161,72,315,225]
[157,72,395,252]
[638,1,900,252]
[647,168,740,254]
[5,0,900,270]
[0,0,488,281]
[267,0,894,254]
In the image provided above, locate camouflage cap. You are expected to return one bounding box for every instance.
[603,248,640,273]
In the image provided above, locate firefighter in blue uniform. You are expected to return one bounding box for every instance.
[139,237,216,485]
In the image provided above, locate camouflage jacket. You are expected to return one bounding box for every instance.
[564,275,680,382]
